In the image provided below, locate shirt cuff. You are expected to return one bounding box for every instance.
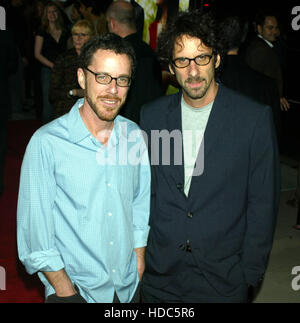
[23,248,65,275]
[133,228,150,249]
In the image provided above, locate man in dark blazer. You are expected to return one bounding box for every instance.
[140,10,280,303]
[218,15,282,148]
[0,30,18,196]
[245,11,289,112]
[106,0,163,124]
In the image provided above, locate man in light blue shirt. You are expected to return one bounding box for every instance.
[17,33,151,303]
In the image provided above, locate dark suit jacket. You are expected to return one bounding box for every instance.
[131,0,144,40]
[140,84,280,299]
[220,55,281,143]
[245,36,283,96]
[120,33,163,124]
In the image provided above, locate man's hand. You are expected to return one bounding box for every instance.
[280,97,290,111]
[71,88,85,98]
[43,269,76,297]
[134,247,146,281]
[43,270,87,303]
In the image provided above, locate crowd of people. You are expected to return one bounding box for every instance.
[0,0,297,303]
[2,1,290,124]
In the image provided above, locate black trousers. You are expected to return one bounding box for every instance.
[141,253,248,303]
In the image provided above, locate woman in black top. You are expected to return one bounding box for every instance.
[34,1,69,123]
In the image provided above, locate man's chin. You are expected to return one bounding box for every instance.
[97,108,120,122]
[184,88,206,101]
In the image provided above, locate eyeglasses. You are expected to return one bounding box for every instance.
[85,67,131,87]
[72,33,90,38]
[172,54,213,68]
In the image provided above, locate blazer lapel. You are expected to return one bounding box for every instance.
[165,92,185,187]
[189,84,230,190]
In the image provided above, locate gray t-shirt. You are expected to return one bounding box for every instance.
[181,97,213,196]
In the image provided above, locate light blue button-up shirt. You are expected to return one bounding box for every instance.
[17,99,151,303]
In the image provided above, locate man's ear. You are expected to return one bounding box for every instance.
[257,24,263,36]
[77,68,86,90]
[215,54,221,69]
[107,17,116,33]
[169,63,175,75]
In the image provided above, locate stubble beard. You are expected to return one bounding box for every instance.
[85,90,123,122]
[183,76,209,100]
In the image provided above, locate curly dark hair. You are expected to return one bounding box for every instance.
[218,16,249,53]
[79,33,136,77]
[157,10,223,65]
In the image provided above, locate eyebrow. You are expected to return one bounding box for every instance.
[174,52,212,58]
[89,70,131,78]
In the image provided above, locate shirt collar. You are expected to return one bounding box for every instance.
[258,34,274,48]
[67,98,90,143]
[67,98,127,145]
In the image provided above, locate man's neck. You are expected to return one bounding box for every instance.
[79,103,114,146]
[116,26,136,38]
[257,34,274,48]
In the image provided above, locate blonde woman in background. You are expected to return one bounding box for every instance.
[34,1,69,123]
[49,19,95,118]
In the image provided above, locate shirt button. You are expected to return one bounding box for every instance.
[179,244,185,251]
[108,212,112,216]
[112,269,116,273]
[107,183,111,187]
[109,241,114,245]
[187,212,193,218]
[176,183,183,190]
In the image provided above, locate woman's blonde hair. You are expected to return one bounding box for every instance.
[41,1,65,32]
[71,19,96,37]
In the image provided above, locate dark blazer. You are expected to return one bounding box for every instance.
[219,55,281,143]
[140,84,280,299]
[120,33,163,124]
[245,36,283,96]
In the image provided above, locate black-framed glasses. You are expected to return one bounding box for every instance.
[172,54,213,68]
[72,32,90,38]
[85,67,131,87]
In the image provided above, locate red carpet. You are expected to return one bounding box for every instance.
[0,120,44,303]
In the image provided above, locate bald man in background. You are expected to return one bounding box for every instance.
[106,0,163,124]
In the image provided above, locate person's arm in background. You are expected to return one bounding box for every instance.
[50,52,85,104]
[280,97,290,111]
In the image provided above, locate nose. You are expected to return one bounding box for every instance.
[106,79,118,94]
[187,60,200,77]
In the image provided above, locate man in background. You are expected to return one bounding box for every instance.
[245,11,290,112]
[106,0,163,124]
[218,15,282,147]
